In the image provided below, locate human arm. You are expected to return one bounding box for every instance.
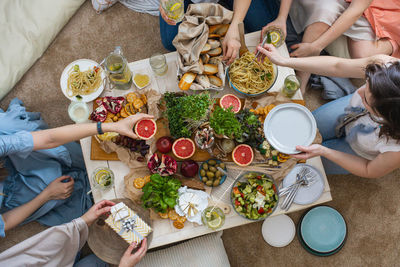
[257,44,395,78]
[2,176,74,232]
[261,0,292,41]
[293,144,400,178]
[222,0,252,65]
[290,0,372,57]
[32,113,153,151]
[119,238,148,267]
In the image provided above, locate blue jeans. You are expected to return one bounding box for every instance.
[159,0,280,51]
[312,94,356,175]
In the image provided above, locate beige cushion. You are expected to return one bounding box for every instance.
[137,232,231,267]
[0,0,85,100]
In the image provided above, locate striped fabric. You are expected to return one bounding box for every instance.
[137,232,230,267]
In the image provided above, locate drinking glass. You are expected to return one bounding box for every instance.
[149,53,168,76]
[282,74,301,98]
[161,0,184,24]
[68,101,90,123]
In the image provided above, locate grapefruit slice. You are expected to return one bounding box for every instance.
[135,119,157,140]
[232,144,254,166]
[172,138,195,159]
[219,94,241,113]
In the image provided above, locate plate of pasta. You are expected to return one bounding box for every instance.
[60,59,105,102]
[227,51,278,96]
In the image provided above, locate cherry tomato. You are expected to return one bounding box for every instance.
[258,208,265,214]
[235,200,240,206]
[233,187,240,195]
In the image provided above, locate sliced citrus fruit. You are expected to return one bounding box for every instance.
[269,31,281,46]
[172,138,195,159]
[173,221,185,229]
[133,177,145,189]
[134,119,157,140]
[232,144,254,167]
[168,209,179,221]
[143,175,151,184]
[126,93,137,103]
[158,212,169,219]
[97,132,119,141]
[176,216,187,223]
[219,94,241,113]
[207,215,222,229]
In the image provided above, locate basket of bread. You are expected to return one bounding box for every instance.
[172,3,233,91]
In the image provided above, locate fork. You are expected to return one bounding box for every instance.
[280,167,306,209]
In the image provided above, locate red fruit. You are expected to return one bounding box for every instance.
[147,153,177,176]
[172,138,195,159]
[135,119,157,140]
[219,94,241,113]
[156,136,173,153]
[232,144,254,166]
[180,160,199,178]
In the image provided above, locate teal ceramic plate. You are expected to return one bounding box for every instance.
[300,206,347,253]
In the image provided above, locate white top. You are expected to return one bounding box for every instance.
[345,89,400,160]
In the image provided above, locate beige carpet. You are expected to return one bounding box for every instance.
[1,1,400,266]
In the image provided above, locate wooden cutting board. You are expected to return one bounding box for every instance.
[90,99,305,161]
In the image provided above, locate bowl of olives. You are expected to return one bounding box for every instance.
[198,159,227,187]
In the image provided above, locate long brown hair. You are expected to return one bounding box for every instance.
[365,61,400,140]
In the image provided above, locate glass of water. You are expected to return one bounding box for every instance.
[149,53,168,76]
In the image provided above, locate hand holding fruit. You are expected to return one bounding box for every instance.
[112,114,154,139]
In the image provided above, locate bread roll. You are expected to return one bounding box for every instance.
[203,64,218,75]
[179,72,197,90]
[208,47,222,57]
[208,75,223,87]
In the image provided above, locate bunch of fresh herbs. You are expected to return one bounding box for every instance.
[163,92,212,138]
[141,174,181,213]
[210,106,242,138]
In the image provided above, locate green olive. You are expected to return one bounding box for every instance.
[213,179,220,187]
[208,160,217,165]
[206,172,215,179]
[200,169,206,177]
[209,166,217,172]
[219,163,225,169]
[202,177,208,182]
[202,163,209,171]
[206,180,213,186]
[215,170,222,178]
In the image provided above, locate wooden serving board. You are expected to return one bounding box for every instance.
[90,99,305,161]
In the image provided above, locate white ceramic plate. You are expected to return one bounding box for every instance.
[60,59,105,102]
[282,164,324,205]
[262,214,295,247]
[264,103,316,154]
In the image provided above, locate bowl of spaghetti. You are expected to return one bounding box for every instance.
[60,59,105,102]
[227,51,278,97]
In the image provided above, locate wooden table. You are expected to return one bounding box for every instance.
[81,31,332,249]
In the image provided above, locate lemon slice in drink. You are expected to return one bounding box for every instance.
[169,2,182,19]
[269,31,281,46]
[207,216,222,229]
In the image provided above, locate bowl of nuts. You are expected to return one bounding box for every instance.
[198,158,227,187]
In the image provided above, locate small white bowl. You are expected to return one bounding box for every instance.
[132,72,151,90]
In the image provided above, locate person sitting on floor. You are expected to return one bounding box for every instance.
[159,0,280,64]
[258,44,400,177]
[0,200,148,267]
[264,0,399,94]
[0,98,153,237]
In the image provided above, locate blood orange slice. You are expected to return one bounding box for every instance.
[219,94,241,113]
[232,144,254,166]
[172,138,195,159]
[134,119,157,140]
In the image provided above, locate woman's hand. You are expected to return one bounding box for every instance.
[261,18,287,42]
[119,238,148,267]
[112,114,155,139]
[290,42,322,57]
[81,200,115,226]
[256,44,287,66]
[292,144,326,160]
[222,24,241,65]
[41,176,74,201]
[159,4,176,25]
